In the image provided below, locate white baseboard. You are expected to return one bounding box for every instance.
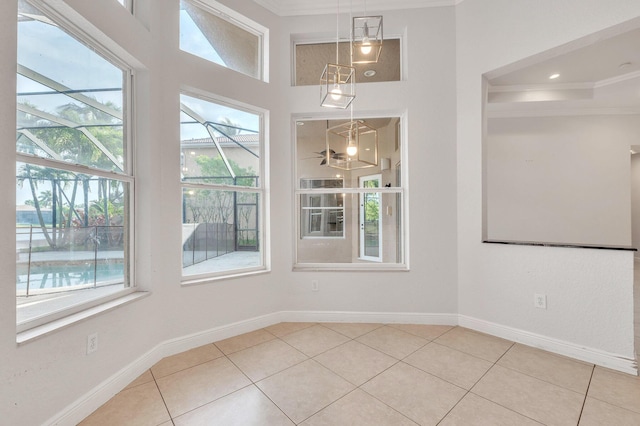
[47,311,284,426]
[459,315,638,375]
[281,310,458,325]
[47,310,637,425]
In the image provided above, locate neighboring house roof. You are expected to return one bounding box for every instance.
[181,135,259,149]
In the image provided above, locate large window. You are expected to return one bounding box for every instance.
[16,0,132,330]
[180,0,267,81]
[295,117,406,268]
[180,94,266,280]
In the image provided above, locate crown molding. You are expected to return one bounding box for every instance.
[252,0,463,16]
[594,69,640,89]
[487,106,640,119]
[488,82,594,93]
[489,69,640,93]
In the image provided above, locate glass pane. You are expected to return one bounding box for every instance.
[295,39,401,86]
[296,118,400,188]
[16,162,129,322]
[181,94,260,186]
[362,191,381,258]
[300,193,345,238]
[182,188,261,276]
[17,0,125,173]
[180,0,261,80]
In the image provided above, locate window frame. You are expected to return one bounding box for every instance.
[179,0,269,82]
[180,90,269,284]
[292,37,403,87]
[15,0,136,333]
[293,114,409,271]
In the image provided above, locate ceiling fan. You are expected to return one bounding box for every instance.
[303,149,347,165]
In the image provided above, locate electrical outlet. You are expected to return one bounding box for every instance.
[311,280,319,292]
[87,333,98,355]
[534,294,547,309]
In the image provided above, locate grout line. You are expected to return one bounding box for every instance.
[253,383,298,425]
[149,369,174,423]
[436,341,515,424]
[576,364,596,425]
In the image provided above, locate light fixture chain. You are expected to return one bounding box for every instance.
[335,0,339,64]
[349,0,353,66]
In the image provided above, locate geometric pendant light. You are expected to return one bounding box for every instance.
[326,119,378,170]
[320,0,355,109]
[320,63,355,109]
[352,15,383,64]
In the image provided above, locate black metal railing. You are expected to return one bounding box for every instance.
[16,225,125,297]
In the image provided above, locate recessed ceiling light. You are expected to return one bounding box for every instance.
[363,70,377,78]
[549,73,560,80]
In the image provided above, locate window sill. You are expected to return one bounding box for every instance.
[17,291,149,344]
[293,263,409,272]
[181,267,270,287]
[483,239,637,251]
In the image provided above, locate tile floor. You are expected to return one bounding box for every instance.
[80,322,640,426]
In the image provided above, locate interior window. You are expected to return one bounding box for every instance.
[295,118,405,268]
[295,39,401,86]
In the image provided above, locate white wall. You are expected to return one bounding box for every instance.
[1,1,459,424]
[457,0,640,360]
[2,1,287,424]
[486,115,638,246]
[282,6,459,312]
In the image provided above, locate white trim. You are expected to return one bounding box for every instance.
[459,315,638,375]
[292,263,409,271]
[252,0,461,16]
[488,70,640,93]
[486,107,640,119]
[43,310,637,425]
[281,310,458,325]
[17,291,149,343]
[488,82,594,93]
[45,311,285,426]
[594,70,640,89]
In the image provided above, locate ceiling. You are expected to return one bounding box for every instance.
[486,25,640,115]
[252,0,461,16]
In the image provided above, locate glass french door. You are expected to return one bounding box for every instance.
[359,174,382,261]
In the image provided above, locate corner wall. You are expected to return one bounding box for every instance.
[457,0,640,361]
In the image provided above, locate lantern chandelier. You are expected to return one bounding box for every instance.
[319,0,383,170]
[320,0,383,109]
